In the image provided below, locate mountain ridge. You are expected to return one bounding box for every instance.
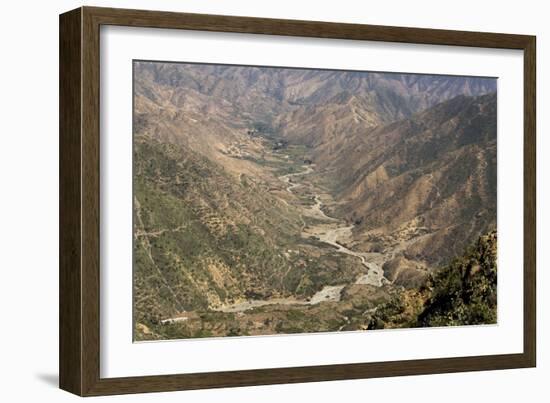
[132,61,498,340]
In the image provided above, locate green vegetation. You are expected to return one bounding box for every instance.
[241,142,310,176]
[133,135,364,339]
[366,231,497,329]
[417,231,497,326]
[133,130,497,340]
[132,61,498,341]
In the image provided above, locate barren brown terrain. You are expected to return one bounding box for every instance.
[132,61,497,340]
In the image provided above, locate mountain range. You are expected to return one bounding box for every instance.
[133,61,497,340]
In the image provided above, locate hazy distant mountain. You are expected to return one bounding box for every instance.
[135,62,496,132]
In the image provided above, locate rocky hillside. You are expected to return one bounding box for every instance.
[133,134,365,326]
[132,60,498,340]
[137,231,497,340]
[367,231,497,329]
[135,61,496,139]
[134,61,496,266]
[331,93,497,266]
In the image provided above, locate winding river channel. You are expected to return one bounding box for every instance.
[280,166,387,287]
[214,164,388,313]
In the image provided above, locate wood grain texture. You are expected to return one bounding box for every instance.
[59,7,82,396]
[87,6,532,49]
[523,37,537,367]
[59,6,537,396]
[81,6,102,396]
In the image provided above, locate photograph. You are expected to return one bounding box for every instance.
[0,0,543,399]
[132,61,498,341]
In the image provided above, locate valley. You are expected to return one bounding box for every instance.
[161,147,388,320]
[132,61,498,340]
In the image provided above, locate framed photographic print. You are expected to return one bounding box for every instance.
[59,6,536,396]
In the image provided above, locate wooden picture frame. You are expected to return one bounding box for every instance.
[59,6,536,396]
